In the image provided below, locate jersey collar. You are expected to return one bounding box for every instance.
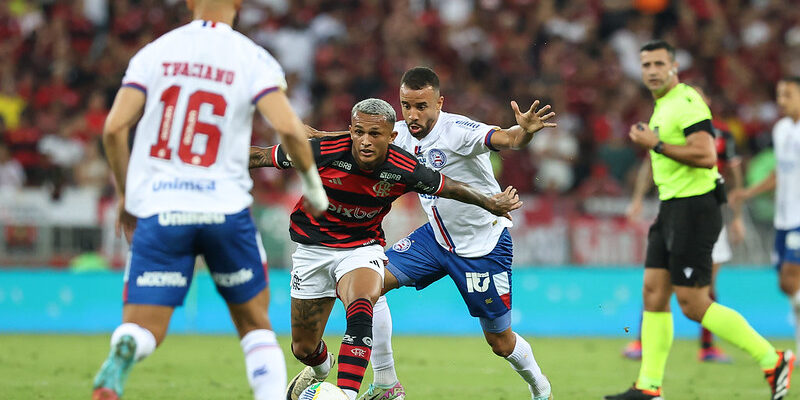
[191,19,233,31]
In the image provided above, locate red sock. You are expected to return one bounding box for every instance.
[338,298,373,394]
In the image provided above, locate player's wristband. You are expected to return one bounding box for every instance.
[652,140,664,154]
[299,166,329,212]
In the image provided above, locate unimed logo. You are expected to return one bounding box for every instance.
[465,272,490,293]
[136,272,187,287]
[212,268,254,287]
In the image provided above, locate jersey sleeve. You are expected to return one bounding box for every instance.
[450,117,501,156]
[250,46,288,105]
[120,45,152,94]
[274,139,326,169]
[679,90,713,137]
[406,159,445,195]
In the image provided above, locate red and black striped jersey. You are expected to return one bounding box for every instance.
[712,120,738,172]
[272,134,444,248]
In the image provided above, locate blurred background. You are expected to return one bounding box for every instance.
[0,0,797,337]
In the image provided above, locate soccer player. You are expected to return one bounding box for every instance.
[730,76,800,366]
[310,66,557,400]
[248,98,523,400]
[622,85,746,363]
[91,1,329,399]
[605,40,793,400]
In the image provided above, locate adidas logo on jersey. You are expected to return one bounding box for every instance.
[328,178,342,185]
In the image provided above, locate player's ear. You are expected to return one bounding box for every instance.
[390,130,398,143]
[437,95,444,111]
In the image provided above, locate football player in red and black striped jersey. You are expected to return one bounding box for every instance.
[250,98,521,399]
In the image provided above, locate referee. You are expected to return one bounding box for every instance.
[605,40,793,400]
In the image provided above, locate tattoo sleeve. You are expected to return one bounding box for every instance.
[249,146,275,169]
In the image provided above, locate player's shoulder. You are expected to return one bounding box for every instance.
[774,117,794,132]
[675,84,708,108]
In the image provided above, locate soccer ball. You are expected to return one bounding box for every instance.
[298,382,349,400]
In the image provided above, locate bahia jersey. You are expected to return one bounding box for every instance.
[271,135,444,248]
[393,111,511,257]
[121,20,287,217]
[772,117,800,230]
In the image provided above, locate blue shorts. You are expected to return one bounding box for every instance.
[124,208,268,306]
[775,226,800,270]
[385,223,513,331]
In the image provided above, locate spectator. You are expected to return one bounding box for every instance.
[0,143,25,190]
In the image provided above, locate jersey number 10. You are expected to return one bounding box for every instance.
[149,85,226,167]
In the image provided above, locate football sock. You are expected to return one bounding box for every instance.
[505,332,550,397]
[370,296,398,386]
[295,340,331,379]
[791,291,800,358]
[240,329,286,400]
[111,323,156,362]
[700,290,717,349]
[338,298,373,398]
[636,311,672,390]
[700,302,778,369]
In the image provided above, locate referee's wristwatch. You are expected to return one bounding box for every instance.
[652,140,665,154]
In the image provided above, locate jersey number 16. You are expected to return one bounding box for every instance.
[150,85,226,167]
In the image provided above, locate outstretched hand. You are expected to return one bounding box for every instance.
[490,186,523,220]
[511,100,557,134]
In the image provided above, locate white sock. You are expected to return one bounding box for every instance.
[241,329,287,400]
[311,352,331,379]
[111,323,156,362]
[791,291,800,357]
[370,296,398,386]
[343,388,357,399]
[505,332,550,398]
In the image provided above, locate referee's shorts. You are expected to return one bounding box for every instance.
[645,190,722,287]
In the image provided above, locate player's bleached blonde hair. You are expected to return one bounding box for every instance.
[352,98,396,124]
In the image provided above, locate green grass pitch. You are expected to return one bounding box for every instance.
[0,334,796,399]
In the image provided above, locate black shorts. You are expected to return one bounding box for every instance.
[644,190,722,287]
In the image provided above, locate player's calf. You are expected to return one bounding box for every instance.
[339,298,374,399]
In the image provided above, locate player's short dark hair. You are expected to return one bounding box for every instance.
[640,40,676,60]
[780,76,800,87]
[400,67,440,91]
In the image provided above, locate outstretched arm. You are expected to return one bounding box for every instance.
[729,170,776,208]
[249,146,277,169]
[438,178,522,219]
[306,125,348,139]
[487,100,557,150]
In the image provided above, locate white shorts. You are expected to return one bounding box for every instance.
[290,244,386,299]
[712,225,732,264]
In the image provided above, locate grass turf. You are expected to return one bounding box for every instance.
[0,334,795,399]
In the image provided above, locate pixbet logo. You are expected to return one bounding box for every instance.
[465,272,490,293]
[327,203,380,219]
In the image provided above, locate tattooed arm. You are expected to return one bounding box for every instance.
[249,146,276,169]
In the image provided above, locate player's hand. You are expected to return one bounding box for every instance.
[490,186,523,220]
[629,122,659,149]
[728,188,747,209]
[511,100,556,135]
[729,216,746,245]
[626,199,644,223]
[305,124,321,139]
[115,199,137,244]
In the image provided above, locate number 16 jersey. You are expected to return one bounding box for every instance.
[121,20,287,218]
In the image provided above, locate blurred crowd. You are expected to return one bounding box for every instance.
[0,0,798,199]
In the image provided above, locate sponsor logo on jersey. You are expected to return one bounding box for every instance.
[328,177,343,185]
[158,212,225,226]
[465,272,490,293]
[392,237,412,253]
[327,202,381,219]
[414,181,436,194]
[427,149,447,168]
[454,120,480,129]
[332,160,352,170]
[136,271,188,287]
[350,348,367,357]
[152,178,216,193]
[373,181,394,197]
[379,171,402,181]
[161,61,235,85]
[787,232,800,250]
[212,268,254,287]
[291,273,301,290]
[362,337,372,346]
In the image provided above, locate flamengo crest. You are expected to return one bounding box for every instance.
[373,181,393,197]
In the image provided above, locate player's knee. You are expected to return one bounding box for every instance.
[675,295,705,322]
[485,333,514,357]
[779,274,800,296]
[290,340,319,360]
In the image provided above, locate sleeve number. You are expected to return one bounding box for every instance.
[149,85,227,167]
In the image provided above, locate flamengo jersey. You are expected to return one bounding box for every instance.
[273,135,444,248]
[393,111,511,257]
[773,117,800,229]
[121,20,287,217]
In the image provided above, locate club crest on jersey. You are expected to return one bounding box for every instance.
[373,181,393,197]
[392,237,412,252]
[427,149,447,168]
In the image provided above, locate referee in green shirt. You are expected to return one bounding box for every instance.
[605,40,794,400]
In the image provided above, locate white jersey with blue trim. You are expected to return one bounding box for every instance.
[121,20,287,218]
[393,111,512,257]
[773,117,800,230]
